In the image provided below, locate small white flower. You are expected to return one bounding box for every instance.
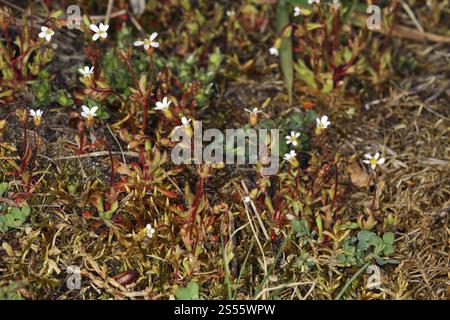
[29,109,43,119]
[332,0,341,9]
[146,224,156,238]
[30,109,43,126]
[243,196,251,204]
[293,6,301,16]
[316,115,331,129]
[133,32,159,50]
[155,97,171,111]
[175,117,192,130]
[226,10,235,17]
[269,47,279,56]
[308,0,320,4]
[89,23,109,41]
[81,105,98,118]
[286,131,301,147]
[363,153,385,170]
[78,66,94,77]
[38,26,54,42]
[245,107,263,126]
[244,107,263,114]
[284,150,297,162]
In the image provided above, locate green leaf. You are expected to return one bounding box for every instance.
[276,0,294,105]
[21,205,31,217]
[357,230,374,242]
[383,232,395,245]
[294,60,317,89]
[49,10,63,19]
[175,281,199,300]
[291,218,310,237]
[5,214,14,226]
[383,244,394,256]
[0,182,8,196]
[11,208,22,219]
[357,239,369,251]
[369,235,383,247]
[306,23,323,31]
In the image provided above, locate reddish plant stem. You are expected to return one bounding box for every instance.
[124,58,143,96]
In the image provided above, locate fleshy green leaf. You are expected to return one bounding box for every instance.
[383,232,395,245]
[276,0,294,105]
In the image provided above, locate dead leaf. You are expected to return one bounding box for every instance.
[47,259,61,275]
[2,241,14,257]
[347,162,371,188]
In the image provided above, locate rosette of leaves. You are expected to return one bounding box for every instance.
[0,183,31,232]
[336,230,396,267]
[357,230,395,257]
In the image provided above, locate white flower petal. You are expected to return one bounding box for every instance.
[90,106,98,115]
[89,24,99,33]
[100,23,109,32]
[150,32,158,41]
[92,33,100,41]
[81,105,90,114]
[133,40,144,46]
